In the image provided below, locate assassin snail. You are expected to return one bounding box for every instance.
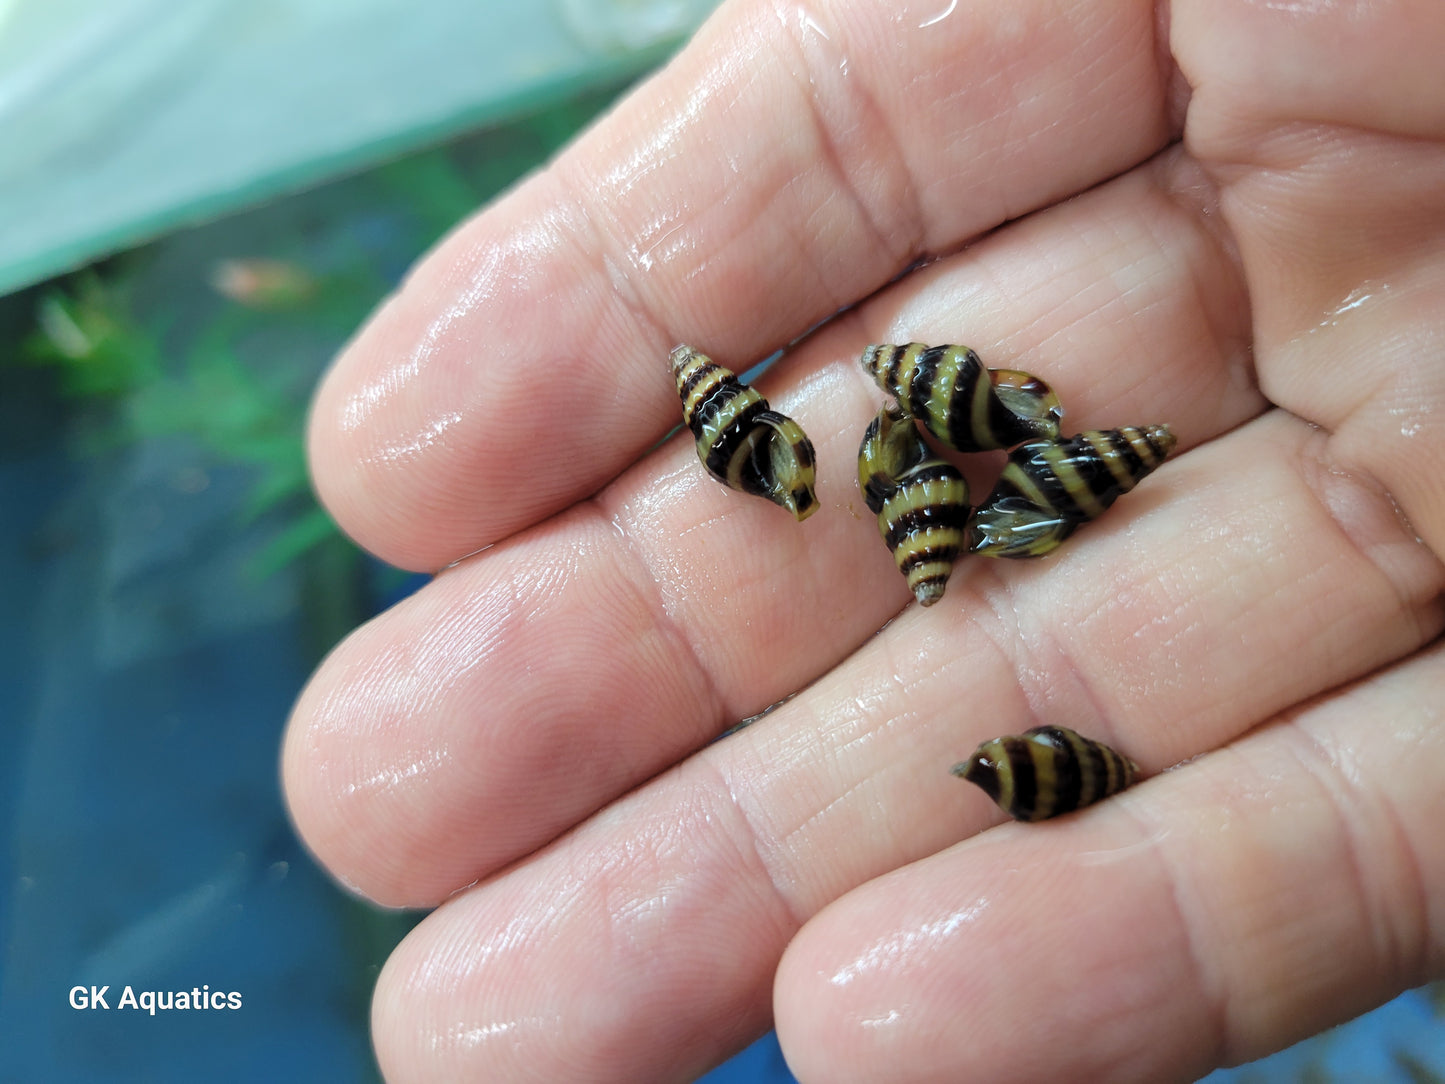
[861,343,1064,452]
[672,344,818,520]
[858,403,970,606]
[952,725,1139,821]
[968,425,1176,558]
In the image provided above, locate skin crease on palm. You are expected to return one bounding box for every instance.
[280,0,1445,1080]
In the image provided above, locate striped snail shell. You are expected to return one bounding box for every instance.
[968,425,1176,559]
[861,343,1064,452]
[952,725,1139,821]
[671,345,818,521]
[858,404,970,607]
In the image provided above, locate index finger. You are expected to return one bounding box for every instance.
[308,0,1178,570]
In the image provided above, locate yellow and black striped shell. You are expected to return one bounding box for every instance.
[968,425,1176,559]
[952,725,1139,821]
[671,345,818,521]
[858,404,970,607]
[861,343,1064,452]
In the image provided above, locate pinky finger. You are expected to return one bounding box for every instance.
[774,643,1445,1084]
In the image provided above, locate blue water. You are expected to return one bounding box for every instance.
[0,417,379,1079]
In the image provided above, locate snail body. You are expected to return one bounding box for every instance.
[968,425,1176,559]
[671,345,818,520]
[861,343,1063,452]
[858,404,970,606]
[952,725,1139,821]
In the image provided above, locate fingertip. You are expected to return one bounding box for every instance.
[772,886,890,1084]
[371,918,457,1084]
[775,821,1213,1084]
[280,616,427,907]
[305,317,434,571]
[305,183,672,571]
[281,592,492,908]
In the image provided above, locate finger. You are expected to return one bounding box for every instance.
[308,0,1179,570]
[1210,126,1445,557]
[1175,0,1445,143]
[774,640,1445,1084]
[367,412,1442,1082]
[285,151,1257,907]
[1173,0,1445,557]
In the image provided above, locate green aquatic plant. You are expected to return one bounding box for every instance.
[1394,1049,1445,1084]
[22,271,163,398]
[19,266,341,583]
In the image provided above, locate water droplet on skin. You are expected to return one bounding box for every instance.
[1386,402,1429,440]
[369,411,465,465]
[919,0,958,29]
[1315,280,1393,332]
[828,900,989,985]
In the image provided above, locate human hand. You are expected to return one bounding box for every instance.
[282,1,1445,1080]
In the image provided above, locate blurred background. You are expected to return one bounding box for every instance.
[0,1,1442,1080]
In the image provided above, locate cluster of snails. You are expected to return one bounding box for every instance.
[671,342,1175,590]
[859,343,1176,593]
[670,342,1161,820]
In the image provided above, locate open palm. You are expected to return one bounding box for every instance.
[283,1,1445,1080]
